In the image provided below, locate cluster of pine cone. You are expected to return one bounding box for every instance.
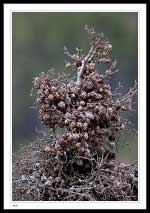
[33,26,136,160]
[34,64,128,159]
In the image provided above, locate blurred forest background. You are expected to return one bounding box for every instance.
[12,12,138,162]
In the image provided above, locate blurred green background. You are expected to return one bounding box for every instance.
[12,12,138,162]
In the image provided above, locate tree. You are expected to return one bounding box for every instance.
[13,25,138,201]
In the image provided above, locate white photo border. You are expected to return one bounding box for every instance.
[4,3,146,210]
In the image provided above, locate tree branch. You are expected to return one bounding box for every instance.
[76,46,94,85]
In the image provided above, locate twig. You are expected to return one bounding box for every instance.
[76,46,94,85]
